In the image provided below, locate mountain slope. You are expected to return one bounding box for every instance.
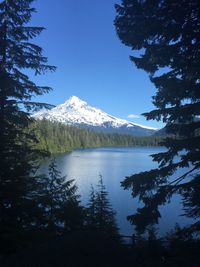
[33,96,157,136]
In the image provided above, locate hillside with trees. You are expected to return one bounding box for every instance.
[32,119,163,154]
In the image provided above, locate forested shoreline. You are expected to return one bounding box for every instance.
[33,119,163,154]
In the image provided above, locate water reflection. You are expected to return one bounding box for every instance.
[38,147,193,236]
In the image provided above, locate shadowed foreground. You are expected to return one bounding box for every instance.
[1,230,200,267]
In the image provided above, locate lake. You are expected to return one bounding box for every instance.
[39,147,193,236]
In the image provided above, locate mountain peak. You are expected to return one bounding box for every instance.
[65,96,87,107]
[33,96,157,136]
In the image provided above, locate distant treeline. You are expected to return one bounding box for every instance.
[33,119,163,154]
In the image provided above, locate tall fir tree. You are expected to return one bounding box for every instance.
[86,185,97,228]
[115,0,200,233]
[0,0,55,251]
[86,176,119,238]
[44,158,84,233]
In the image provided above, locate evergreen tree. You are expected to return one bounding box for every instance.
[86,176,119,238]
[45,158,63,231]
[0,0,55,251]
[62,177,84,232]
[115,0,200,233]
[86,185,97,228]
[44,158,84,233]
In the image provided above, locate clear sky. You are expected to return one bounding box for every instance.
[29,0,164,129]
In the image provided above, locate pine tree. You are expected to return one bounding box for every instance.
[86,185,97,228]
[115,0,200,233]
[86,176,119,238]
[0,0,55,251]
[44,158,84,233]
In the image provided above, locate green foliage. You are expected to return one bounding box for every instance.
[115,0,200,234]
[33,119,163,154]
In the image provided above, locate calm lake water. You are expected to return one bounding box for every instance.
[39,147,193,236]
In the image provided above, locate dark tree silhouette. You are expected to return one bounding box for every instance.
[0,0,55,251]
[115,0,200,233]
[86,176,119,238]
[86,185,97,228]
[44,158,84,233]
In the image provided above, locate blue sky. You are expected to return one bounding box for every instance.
[29,0,164,129]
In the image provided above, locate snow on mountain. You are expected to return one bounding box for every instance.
[33,96,157,136]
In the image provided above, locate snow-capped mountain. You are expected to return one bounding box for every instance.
[33,96,157,136]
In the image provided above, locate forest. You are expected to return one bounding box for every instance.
[33,119,163,154]
[0,0,200,266]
